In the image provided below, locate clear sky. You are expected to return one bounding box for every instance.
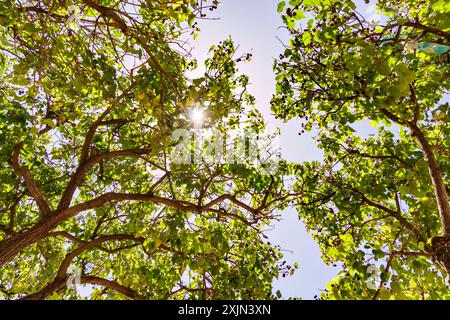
[190,0,340,299]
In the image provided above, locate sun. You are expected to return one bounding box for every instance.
[191,108,204,123]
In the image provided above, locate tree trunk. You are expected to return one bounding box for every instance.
[0,200,90,266]
[0,213,68,266]
[410,124,450,278]
[432,236,450,278]
[410,124,450,236]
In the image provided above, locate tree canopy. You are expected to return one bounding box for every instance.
[0,0,449,301]
[273,0,450,299]
[0,0,297,299]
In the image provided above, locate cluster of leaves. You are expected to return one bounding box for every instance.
[0,0,299,299]
[274,0,450,299]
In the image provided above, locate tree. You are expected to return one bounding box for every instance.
[273,0,450,299]
[0,0,295,299]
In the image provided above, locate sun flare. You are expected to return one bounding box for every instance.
[191,108,204,123]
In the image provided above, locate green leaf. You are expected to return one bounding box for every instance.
[277,1,286,13]
[43,118,56,128]
[295,10,306,20]
[302,32,312,46]
[276,290,282,298]
[304,0,321,6]
[395,62,415,85]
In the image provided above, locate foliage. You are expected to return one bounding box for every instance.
[0,0,296,299]
[273,0,450,299]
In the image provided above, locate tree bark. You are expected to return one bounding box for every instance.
[432,236,450,278]
[22,235,146,300]
[409,123,450,236]
[0,198,98,266]
[0,192,258,266]
[409,124,450,278]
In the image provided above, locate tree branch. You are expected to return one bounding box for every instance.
[403,21,450,41]
[330,180,426,243]
[22,234,145,300]
[380,105,450,236]
[0,191,258,267]
[79,275,145,300]
[82,0,176,84]
[57,148,151,211]
[380,108,408,126]
[205,194,257,215]
[392,250,432,257]
[409,123,450,235]
[11,142,51,217]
